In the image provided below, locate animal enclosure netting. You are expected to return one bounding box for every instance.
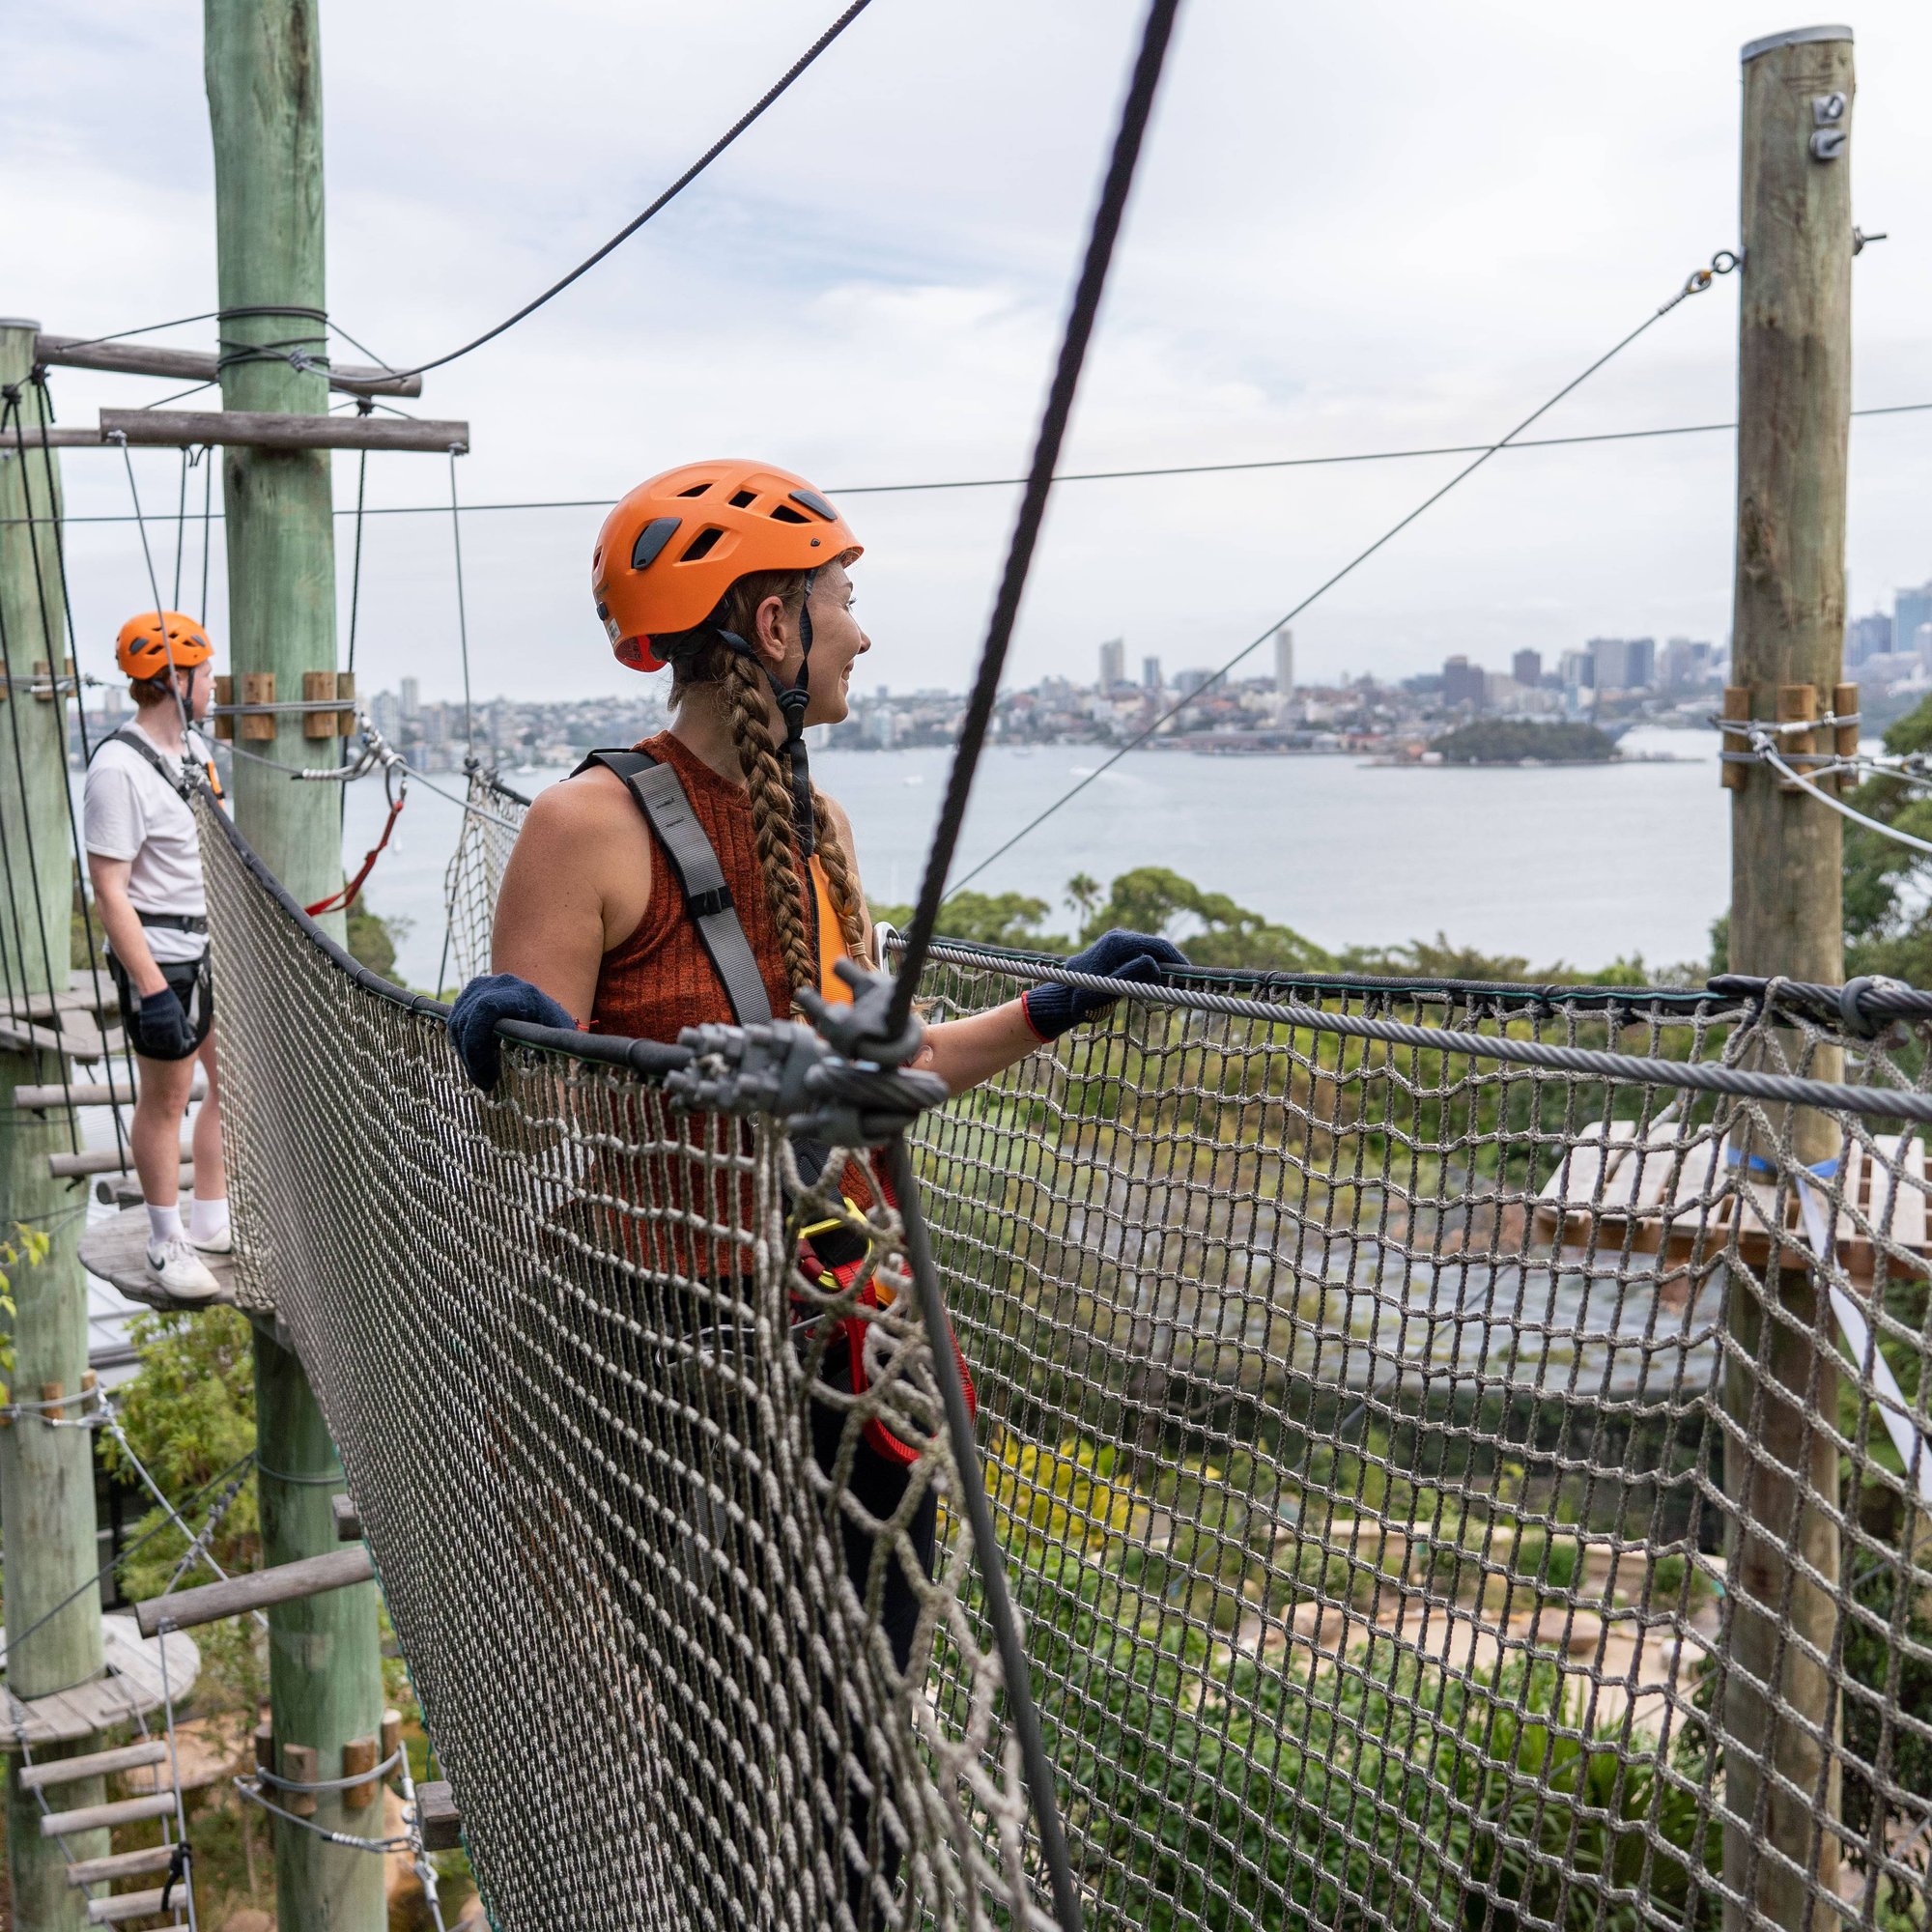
[204,794,1932,1931]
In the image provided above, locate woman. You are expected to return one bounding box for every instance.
[449,457,1179,1913]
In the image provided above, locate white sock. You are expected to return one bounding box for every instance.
[147,1203,184,1245]
[189,1196,230,1245]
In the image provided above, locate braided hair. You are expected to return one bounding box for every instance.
[662,569,870,996]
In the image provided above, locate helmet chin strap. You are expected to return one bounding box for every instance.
[714,567,818,859]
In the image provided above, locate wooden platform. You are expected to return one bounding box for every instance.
[0,971,123,1060]
[79,1207,236,1313]
[0,1615,201,1749]
[1533,1117,1931,1281]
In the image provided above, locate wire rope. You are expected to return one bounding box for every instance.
[942,250,1743,899]
[0,392,86,1152]
[365,0,876,381]
[446,447,474,755]
[16,376,143,1152]
[14,399,1929,530]
[891,0,1183,1034]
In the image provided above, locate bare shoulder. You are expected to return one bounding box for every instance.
[520,763,635,842]
[818,789,860,848]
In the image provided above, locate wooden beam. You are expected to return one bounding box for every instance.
[36,332,422,399]
[132,1547,374,1637]
[99,409,469,453]
[331,1492,363,1542]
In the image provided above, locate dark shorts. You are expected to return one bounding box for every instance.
[108,950,213,1063]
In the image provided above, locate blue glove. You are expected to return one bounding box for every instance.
[448,974,578,1091]
[131,983,196,1061]
[1023,929,1188,1041]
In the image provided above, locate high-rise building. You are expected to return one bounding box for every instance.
[1141,655,1162,691]
[1895,584,1932,666]
[1098,638,1125,689]
[1512,649,1543,690]
[370,689,401,741]
[399,675,420,720]
[1846,611,1892,668]
[1175,668,1213,696]
[1272,626,1294,696]
[1626,637,1656,690]
[1440,655,1486,709]
[1661,638,1716,690]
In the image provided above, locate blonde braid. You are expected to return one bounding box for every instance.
[724,653,817,997]
[810,788,871,966]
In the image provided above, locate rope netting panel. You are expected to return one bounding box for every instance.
[202,802,1042,1932]
[209,794,1932,1929]
[441,766,529,986]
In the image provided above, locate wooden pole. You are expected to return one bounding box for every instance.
[0,320,108,1931]
[202,6,385,1929]
[1724,25,1853,1930]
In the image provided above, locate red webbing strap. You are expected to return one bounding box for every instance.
[307,793,405,917]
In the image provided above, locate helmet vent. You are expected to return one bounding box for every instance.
[631,517,682,572]
[768,503,809,525]
[727,489,757,509]
[680,526,725,563]
[676,482,712,497]
[789,489,837,521]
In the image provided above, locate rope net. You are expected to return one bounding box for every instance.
[202,797,1932,1930]
[440,765,529,987]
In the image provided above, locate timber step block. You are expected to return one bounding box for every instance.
[67,1843,180,1888]
[39,1789,177,1837]
[19,1737,168,1791]
[301,669,358,738]
[86,1886,176,1925]
[31,656,75,702]
[382,1708,403,1765]
[332,1491,364,1541]
[418,1779,462,1851]
[80,1204,234,1314]
[343,1732,381,1809]
[213,675,234,741]
[1719,686,1750,789]
[1776,683,1816,792]
[241,671,276,741]
[283,1741,319,1817]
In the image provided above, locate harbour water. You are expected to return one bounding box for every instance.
[348,723,1728,992]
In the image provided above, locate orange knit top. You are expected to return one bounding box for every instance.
[590,731,802,1039]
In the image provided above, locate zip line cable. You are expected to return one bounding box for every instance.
[941,248,1744,901]
[881,8,1183,1922]
[22,399,1929,529]
[890,0,1181,1033]
[358,0,876,382]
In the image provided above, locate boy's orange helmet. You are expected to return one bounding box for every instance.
[591,459,862,671]
[115,611,213,680]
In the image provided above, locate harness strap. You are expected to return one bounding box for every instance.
[92,724,223,803]
[576,749,774,1026]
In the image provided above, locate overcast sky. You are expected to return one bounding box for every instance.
[8,1,1930,705]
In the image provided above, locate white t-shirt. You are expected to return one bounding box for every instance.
[83,721,214,965]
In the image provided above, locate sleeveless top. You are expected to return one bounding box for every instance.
[590,730,874,1222]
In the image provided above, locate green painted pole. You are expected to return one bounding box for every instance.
[0,321,108,1930]
[202,8,385,1929]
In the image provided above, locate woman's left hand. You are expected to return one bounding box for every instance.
[1021,929,1188,1041]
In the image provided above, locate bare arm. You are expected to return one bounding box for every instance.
[87,854,167,997]
[491,773,651,1025]
[819,794,1041,1098]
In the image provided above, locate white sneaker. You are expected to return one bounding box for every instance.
[190,1224,234,1256]
[146,1235,220,1301]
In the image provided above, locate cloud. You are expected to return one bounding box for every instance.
[7,0,1929,702]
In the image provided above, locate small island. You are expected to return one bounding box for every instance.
[1428,719,1618,765]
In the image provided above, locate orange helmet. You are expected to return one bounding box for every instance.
[116,611,213,681]
[592,459,862,672]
